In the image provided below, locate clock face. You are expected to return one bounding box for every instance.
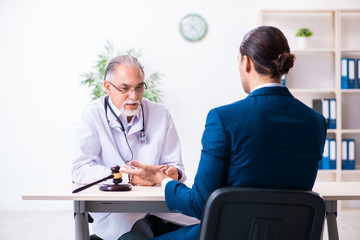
[179,14,207,42]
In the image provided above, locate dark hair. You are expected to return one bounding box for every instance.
[240,26,295,79]
[104,55,144,82]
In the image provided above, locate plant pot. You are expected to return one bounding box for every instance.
[296,37,311,49]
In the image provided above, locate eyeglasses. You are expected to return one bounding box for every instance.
[107,81,147,95]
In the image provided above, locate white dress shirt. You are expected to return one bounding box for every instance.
[250,82,283,93]
[72,96,198,240]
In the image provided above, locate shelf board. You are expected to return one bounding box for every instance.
[316,170,336,182]
[342,129,360,134]
[260,10,334,14]
[289,89,360,94]
[341,89,360,93]
[289,89,336,94]
[341,49,360,53]
[340,10,360,14]
[341,170,360,174]
[318,170,337,173]
[293,49,335,54]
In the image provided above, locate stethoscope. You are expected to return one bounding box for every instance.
[104,95,147,162]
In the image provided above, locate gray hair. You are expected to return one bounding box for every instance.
[104,55,145,82]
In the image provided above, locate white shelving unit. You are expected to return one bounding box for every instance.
[259,10,360,209]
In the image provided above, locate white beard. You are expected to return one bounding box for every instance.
[120,100,140,117]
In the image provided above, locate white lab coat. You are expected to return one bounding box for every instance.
[72,96,198,240]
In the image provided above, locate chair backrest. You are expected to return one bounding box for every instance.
[198,187,325,240]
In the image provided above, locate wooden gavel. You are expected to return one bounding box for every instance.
[72,165,131,193]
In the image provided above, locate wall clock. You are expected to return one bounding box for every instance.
[179,13,208,42]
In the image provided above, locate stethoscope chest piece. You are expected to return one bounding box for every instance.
[139,131,146,143]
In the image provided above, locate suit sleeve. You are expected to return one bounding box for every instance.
[165,108,229,219]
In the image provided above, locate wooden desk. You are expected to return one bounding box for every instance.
[23,184,169,240]
[23,182,360,240]
[313,182,360,240]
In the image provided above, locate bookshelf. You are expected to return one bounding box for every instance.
[259,10,360,209]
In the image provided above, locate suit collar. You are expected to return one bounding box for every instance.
[247,86,293,98]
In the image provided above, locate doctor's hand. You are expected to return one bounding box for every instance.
[121,161,168,186]
[158,164,179,181]
[130,175,157,186]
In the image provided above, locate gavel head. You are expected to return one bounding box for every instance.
[110,165,122,184]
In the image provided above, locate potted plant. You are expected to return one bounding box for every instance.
[295,28,313,49]
[81,41,163,103]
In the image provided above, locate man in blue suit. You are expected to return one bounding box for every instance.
[121,26,327,240]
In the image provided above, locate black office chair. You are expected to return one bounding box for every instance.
[198,187,326,240]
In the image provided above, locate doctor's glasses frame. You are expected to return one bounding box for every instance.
[107,81,148,95]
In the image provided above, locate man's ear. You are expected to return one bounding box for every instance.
[243,55,251,73]
[104,81,111,95]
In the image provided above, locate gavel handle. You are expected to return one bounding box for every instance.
[72,175,113,193]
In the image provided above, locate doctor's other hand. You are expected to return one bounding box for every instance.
[130,175,156,186]
[121,161,168,185]
[158,164,179,181]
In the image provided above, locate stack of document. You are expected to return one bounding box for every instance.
[319,138,336,170]
[313,99,336,129]
[341,58,360,89]
[342,139,356,170]
[319,138,357,170]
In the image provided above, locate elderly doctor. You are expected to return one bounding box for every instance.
[72,55,198,240]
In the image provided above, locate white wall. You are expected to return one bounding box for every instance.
[0,0,359,211]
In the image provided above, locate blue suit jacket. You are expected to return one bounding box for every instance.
[154,87,327,240]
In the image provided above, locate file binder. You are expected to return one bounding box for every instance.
[329,139,336,169]
[357,59,360,89]
[348,59,356,89]
[312,99,329,128]
[348,139,356,170]
[322,138,330,170]
[341,58,348,89]
[281,74,286,87]
[342,139,348,170]
[328,99,336,129]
